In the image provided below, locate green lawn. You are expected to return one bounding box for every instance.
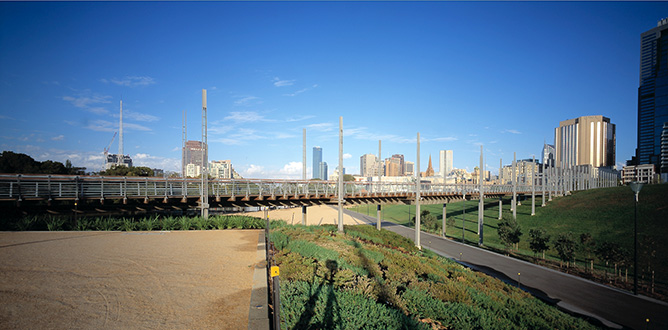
[349,184,668,297]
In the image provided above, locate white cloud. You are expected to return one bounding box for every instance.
[343,153,352,159]
[233,95,260,106]
[502,129,522,134]
[105,76,156,87]
[424,136,458,142]
[284,84,318,97]
[243,164,266,177]
[129,153,180,172]
[306,123,335,132]
[279,162,303,176]
[286,115,315,122]
[273,77,295,87]
[51,135,64,141]
[62,94,112,109]
[224,111,272,123]
[115,110,159,122]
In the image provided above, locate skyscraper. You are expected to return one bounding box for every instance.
[542,144,555,167]
[439,150,453,177]
[182,140,207,177]
[360,154,378,177]
[313,146,322,179]
[555,116,615,168]
[636,19,668,174]
[319,162,328,180]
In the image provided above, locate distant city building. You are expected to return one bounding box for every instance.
[405,161,414,176]
[501,159,540,184]
[210,160,233,179]
[384,157,402,176]
[152,168,164,177]
[186,163,201,178]
[635,19,668,175]
[622,164,656,184]
[542,144,555,168]
[319,161,328,180]
[360,154,379,177]
[313,147,322,179]
[555,115,615,168]
[439,150,453,177]
[183,140,207,177]
[392,154,405,176]
[105,154,132,170]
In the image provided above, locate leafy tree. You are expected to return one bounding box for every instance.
[411,210,440,233]
[343,174,355,181]
[99,165,154,177]
[595,241,628,279]
[579,233,595,271]
[497,215,522,252]
[553,233,576,268]
[528,228,550,260]
[0,151,85,175]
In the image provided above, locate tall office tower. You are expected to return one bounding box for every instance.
[405,161,415,176]
[319,162,328,180]
[637,19,668,174]
[542,144,556,167]
[182,140,207,177]
[313,146,322,179]
[661,122,668,179]
[555,115,616,168]
[439,150,453,176]
[391,154,405,175]
[360,154,378,177]
[384,157,402,176]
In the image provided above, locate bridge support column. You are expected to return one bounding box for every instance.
[302,206,307,226]
[498,197,503,220]
[376,204,381,230]
[442,203,447,237]
[531,155,536,216]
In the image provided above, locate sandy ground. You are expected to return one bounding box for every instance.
[0,230,261,330]
[242,205,375,226]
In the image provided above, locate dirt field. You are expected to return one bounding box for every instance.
[243,204,375,226]
[0,230,261,330]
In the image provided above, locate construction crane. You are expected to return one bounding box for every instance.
[103,132,117,168]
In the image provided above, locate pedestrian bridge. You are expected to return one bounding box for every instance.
[0,171,616,215]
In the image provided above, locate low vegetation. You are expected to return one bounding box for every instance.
[268,222,598,329]
[349,184,668,299]
[0,214,264,231]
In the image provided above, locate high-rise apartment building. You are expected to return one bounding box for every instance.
[439,150,453,176]
[555,116,616,168]
[392,154,405,176]
[636,19,668,174]
[360,154,378,177]
[182,140,207,177]
[384,157,402,176]
[313,147,322,179]
[209,160,232,179]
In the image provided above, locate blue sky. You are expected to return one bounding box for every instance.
[1,1,666,179]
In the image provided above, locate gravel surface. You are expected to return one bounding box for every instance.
[0,230,261,330]
[243,205,375,226]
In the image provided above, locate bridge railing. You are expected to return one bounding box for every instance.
[0,171,617,202]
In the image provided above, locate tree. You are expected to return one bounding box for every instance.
[579,233,595,271]
[554,233,576,268]
[411,210,440,233]
[343,174,355,181]
[595,241,627,280]
[99,165,154,177]
[497,215,522,252]
[528,228,550,260]
[0,151,85,175]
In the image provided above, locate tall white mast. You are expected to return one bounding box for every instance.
[118,99,123,165]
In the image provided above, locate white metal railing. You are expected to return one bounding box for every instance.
[0,170,618,202]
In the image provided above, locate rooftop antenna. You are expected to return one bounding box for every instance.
[118,99,123,165]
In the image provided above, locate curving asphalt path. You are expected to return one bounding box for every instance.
[344,208,668,330]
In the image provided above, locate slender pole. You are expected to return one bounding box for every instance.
[512,152,517,220]
[634,192,639,295]
[531,155,535,216]
[376,204,381,230]
[302,129,307,226]
[442,203,447,237]
[462,194,466,243]
[337,117,344,233]
[415,132,421,249]
[201,89,208,219]
[377,140,382,230]
[478,145,484,246]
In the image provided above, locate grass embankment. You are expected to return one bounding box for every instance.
[350,184,668,298]
[268,223,598,329]
[0,214,265,231]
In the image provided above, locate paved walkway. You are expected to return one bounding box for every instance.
[0,230,265,330]
[344,209,668,330]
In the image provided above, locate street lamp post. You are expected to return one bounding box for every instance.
[630,181,643,295]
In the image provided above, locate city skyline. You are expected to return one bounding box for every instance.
[2,2,667,178]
